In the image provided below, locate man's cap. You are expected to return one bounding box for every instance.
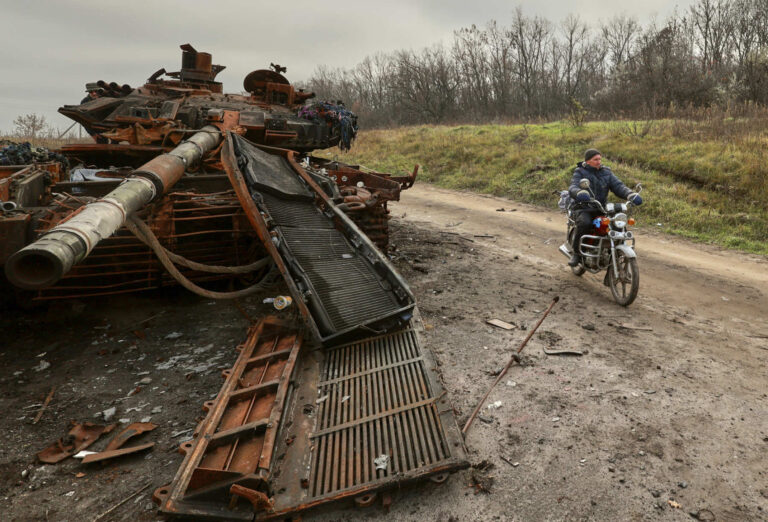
[85,82,100,92]
[584,149,601,161]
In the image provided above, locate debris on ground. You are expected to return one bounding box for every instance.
[543,348,584,356]
[470,460,495,494]
[374,455,389,471]
[82,442,155,464]
[104,422,157,451]
[486,318,516,330]
[32,387,56,424]
[37,422,116,464]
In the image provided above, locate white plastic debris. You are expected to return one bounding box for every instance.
[119,418,131,424]
[165,332,183,340]
[487,401,503,410]
[374,454,389,470]
[151,406,162,414]
[552,417,560,422]
[102,407,117,422]
[316,395,328,404]
[64,491,75,497]
[34,360,51,372]
[73,451,97,459]
[506,380,517,387]
[140,416,152,423]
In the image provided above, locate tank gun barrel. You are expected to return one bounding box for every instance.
[5,126,222,290]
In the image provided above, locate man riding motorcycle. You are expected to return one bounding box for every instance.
[568,149,642,266]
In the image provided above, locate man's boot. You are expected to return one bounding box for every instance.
[568,253,581,267]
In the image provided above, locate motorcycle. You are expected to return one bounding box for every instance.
[558,179,643,306]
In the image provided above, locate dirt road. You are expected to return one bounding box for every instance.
[2,184,767,521]
[350,184,767,522]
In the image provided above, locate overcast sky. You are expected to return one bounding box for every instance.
[0,0,695,135]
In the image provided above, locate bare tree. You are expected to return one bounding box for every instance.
[602,15,640,70]
[508,8,553,116]
[13,114,48,138]
[690,0,735,73]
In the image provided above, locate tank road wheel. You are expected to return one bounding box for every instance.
[608,250,639,306]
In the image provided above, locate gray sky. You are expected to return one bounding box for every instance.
[0,0,694,135]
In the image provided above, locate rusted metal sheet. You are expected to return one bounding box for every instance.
[265,322,468,519]
[81,442,155,464]
[154,317,302,520]
[105,422,157,451]
[37,422,115,464]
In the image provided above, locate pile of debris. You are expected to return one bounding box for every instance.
[0,140,69,167]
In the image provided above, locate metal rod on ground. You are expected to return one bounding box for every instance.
[91,482,151,522]
[462,296,560,435]
[32,387,55,424]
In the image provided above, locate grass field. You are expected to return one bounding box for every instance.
[318,120,768,255]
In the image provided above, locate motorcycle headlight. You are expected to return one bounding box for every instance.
[613,212,627,228]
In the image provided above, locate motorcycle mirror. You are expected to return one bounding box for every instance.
[579,179,590,189]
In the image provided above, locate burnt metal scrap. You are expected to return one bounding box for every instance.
[155,318,467,521]
[2,45,470,521]
[224,133,415,345]
[155,317,302,520]
[1,44,412,304]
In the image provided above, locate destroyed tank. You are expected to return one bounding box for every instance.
[0,44,417,333]
[60,43,358,159]
[0,45,470,522]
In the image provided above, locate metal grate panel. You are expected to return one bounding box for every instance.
[266,321,468,520]
[310,328,450,496]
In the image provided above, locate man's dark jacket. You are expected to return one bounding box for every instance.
[568,162,632,206]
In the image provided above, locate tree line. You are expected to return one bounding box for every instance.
[306,1,768,126]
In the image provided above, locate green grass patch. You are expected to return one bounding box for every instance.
[317,121,768,255]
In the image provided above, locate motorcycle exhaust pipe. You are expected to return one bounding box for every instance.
[558,244,572,258]
[4,126,222,290]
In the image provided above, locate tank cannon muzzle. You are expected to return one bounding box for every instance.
[5,126,222,290]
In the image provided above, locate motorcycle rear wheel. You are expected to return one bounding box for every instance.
[608,250,639,306]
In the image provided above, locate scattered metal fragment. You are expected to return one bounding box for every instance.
[543,348,584,356]
[82,442,155,464]
[104,422,157,452]
[37,422,115,464]
[486,319,516,330]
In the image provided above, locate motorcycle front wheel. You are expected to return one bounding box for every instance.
[608,250,639,306]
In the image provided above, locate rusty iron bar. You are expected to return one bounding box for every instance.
[5,126,221,290]
[462,296,560,436]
